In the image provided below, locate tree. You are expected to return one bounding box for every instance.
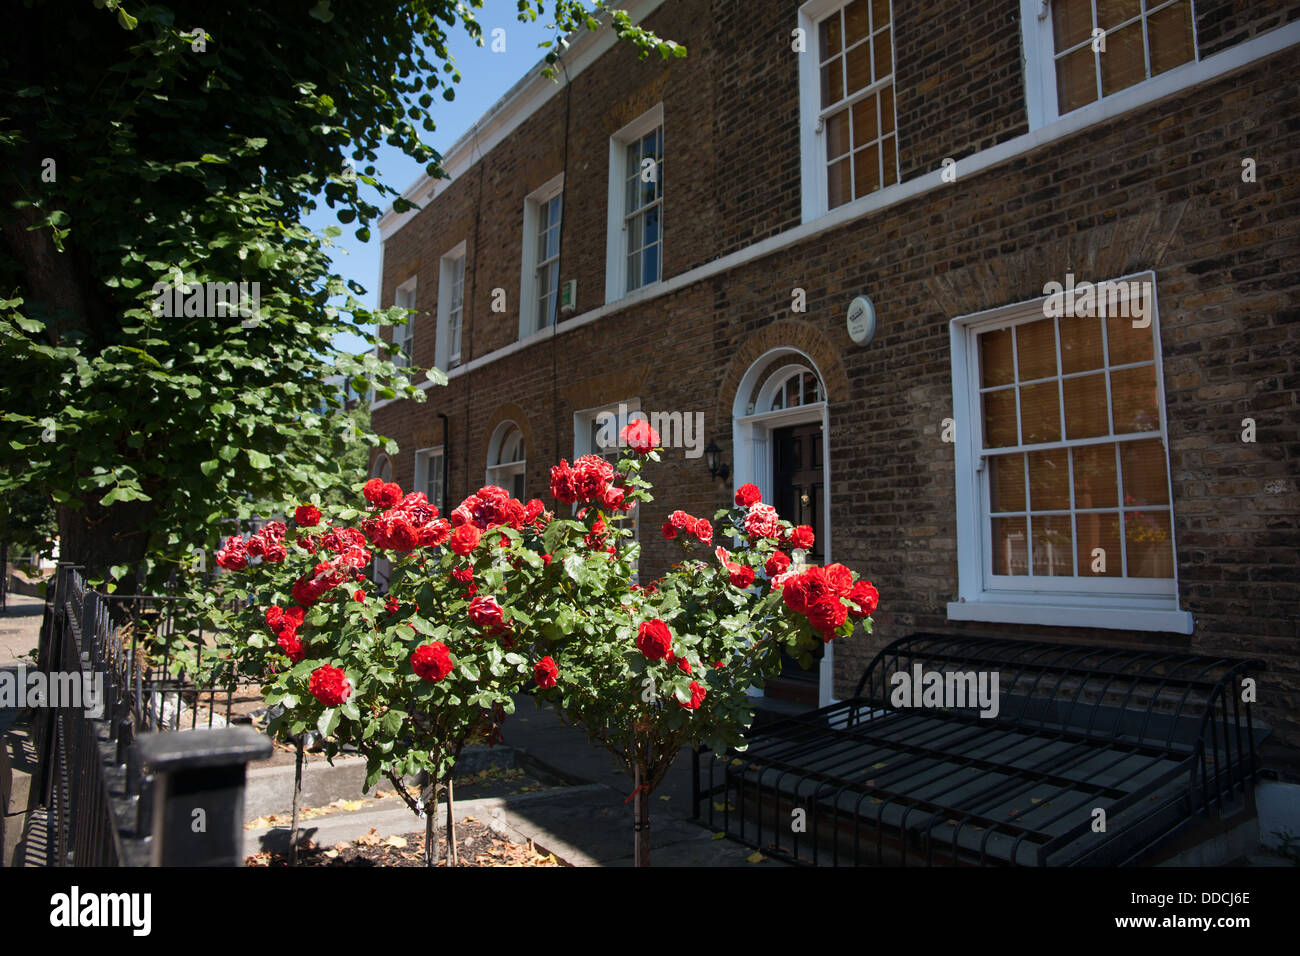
[0,0,682,590]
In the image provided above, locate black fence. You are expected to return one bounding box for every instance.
[695,633,1268,866]
[28,564,268,866]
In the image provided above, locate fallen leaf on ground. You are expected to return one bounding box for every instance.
[746,851,766,863]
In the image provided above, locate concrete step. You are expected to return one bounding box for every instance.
[2,707,39,867]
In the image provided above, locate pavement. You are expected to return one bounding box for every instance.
[245,693,781,867]
[0,593,43,668]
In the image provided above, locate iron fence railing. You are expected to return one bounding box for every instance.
[695,633,1268,867]
[28,564,267,867]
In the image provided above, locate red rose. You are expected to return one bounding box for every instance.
[294,504,322,527]
[448,523,481,556]
[362,477,386,505]
[550,461,578,504]
[450,566,474,583]
[789,524,815,550]
[308,665,351,707]
[215,535,247,571]
[661,522,677,540]
[277,631,305,663]
[411,642,454,682]
[467,595,504,629]
[735,483,762,507]
[636,619,673,661]
[378,482,403,509]
[849,580,879,618]
[764,550,791,577]
[744,503,779,539]
[669,510,694,530]
[264,605,284,630]
[352,589,365,603]
[807,597,848,641]
[262,542,288,563]
[824,563,854,595]
[620,419,661,455]
[601,485,626,510]
[385,515,421,551]
[384,594,400,615]
[534,656,559,689]
[676,656,692,675]
[680,680,707,711]
[693,518,713,545]
[728,564,755,589]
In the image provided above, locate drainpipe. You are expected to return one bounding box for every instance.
[437,412,450,512]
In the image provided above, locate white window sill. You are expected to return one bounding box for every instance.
[946,599,1194,635]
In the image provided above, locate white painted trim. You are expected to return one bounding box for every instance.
[378,0,668,240]
[948,270,1192,634]
[519,173,565,341]
[435,240,467,371]
[605,103,665,303]
[366,24,1300,412]
[731,349,834,707]
[412,444,446,512]
[947,599,1193,635]
[392,275,418,367]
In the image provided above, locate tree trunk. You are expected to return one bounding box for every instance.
[634,760,651,867]
[57,497,157,583]
[288,735,304,866]
[421,774,439,868]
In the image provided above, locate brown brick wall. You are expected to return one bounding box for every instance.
[374,4,1300,760]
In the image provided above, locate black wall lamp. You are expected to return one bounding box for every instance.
[705,440,730,481]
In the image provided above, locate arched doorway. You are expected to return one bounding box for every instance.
[732,349,833,707]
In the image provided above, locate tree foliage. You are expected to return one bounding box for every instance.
[0,0,681,589]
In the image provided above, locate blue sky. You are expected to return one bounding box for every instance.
[311,10,567,355]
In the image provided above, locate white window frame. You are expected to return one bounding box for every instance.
[392,276,417,368]
[1021,0,1201,130]
[947,270,1193,634]
[435,241,467,370]
[485,422,527,499]
[413,445,446,513]
[797,0,901,224]
[519,173,565,340]
[605,104,664,303]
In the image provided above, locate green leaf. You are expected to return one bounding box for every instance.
[245,449,272,470]
[116,7,138,30]
[317,708,339,738]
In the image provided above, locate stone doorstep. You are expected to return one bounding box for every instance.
[243,742,525,822]
[1,709,37,868]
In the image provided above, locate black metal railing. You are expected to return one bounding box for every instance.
[28,564,267,866]
[694,633,1267,867]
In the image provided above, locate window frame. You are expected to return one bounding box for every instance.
[519,173,565,340]
[797,0,901,223]
[392,276,418,368]
[605,104,665,303]
[412,445,446,514]
[436,240,467,370]
[947,270,1193,634]
[485,422,527,499]
[1021,0,1201,130]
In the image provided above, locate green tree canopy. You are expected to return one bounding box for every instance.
[0,0,681,589]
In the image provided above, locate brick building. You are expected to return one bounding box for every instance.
[372,1,1300,765]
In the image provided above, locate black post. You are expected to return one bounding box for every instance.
[133,727,270,866]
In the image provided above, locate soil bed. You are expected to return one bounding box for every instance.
[245,816,564,867]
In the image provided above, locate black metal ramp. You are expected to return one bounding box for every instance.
[694,633,1268,866]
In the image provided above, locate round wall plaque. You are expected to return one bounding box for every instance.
[847,294,876,346]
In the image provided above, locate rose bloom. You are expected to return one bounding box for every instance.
[411,642,454,682]
[450,566,474,583]
[352,589,365,603]
[824,562,854,596]
[744,503,779,539]
[680,680,707,711]
[448,523,481,556]
[636,619,673,661]
[782,566,837,615]
[277,631,305,663]
[849,580,879,617]
[467,595,504,629]
[735,483,762,508]
[661,522,677,540]
[294,504,322,527]
[620,419,661,455]
[534,655,559,689]
[789,524,815,551]
[362,477,386,505]
[378,482,403,509]
[308,665,351,706]
[728,564,756,589]
[669,510,694,530]
[807,597,849,641]
[693,518,713,545]
[764,550,791,577]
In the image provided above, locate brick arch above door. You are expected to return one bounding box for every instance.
[481,402,537,466]
[715,319,850,427]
